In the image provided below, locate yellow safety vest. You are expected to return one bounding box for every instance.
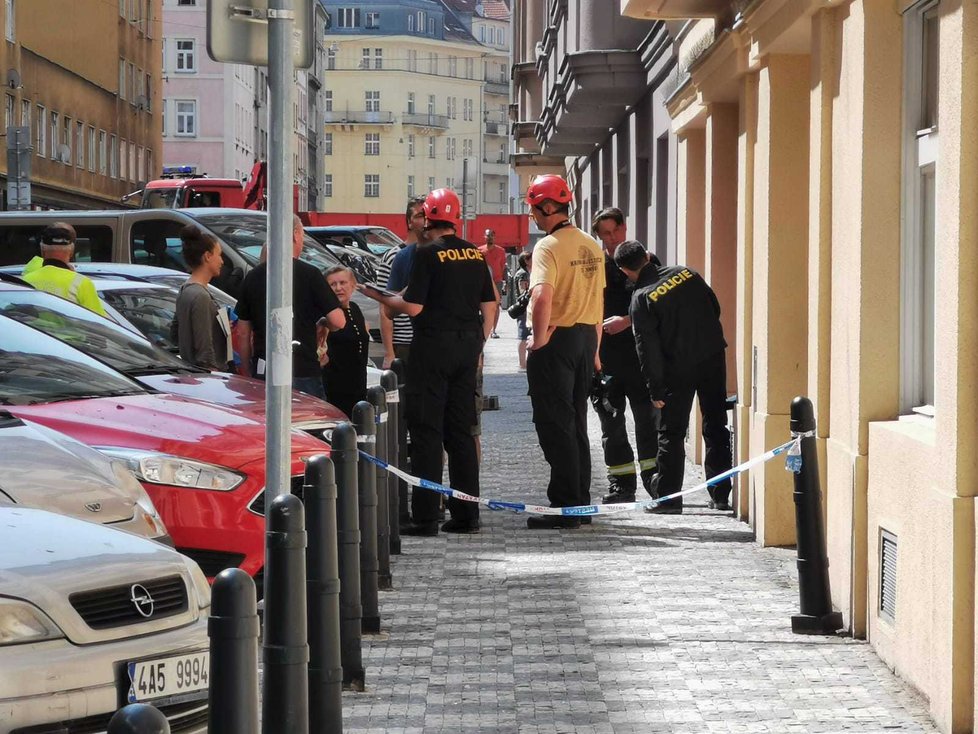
[22,264,108,317]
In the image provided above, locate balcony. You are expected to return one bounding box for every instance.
[402,112,451,129]
[482,156,510,176]
[484,120,508,136]
[620,0,727,19]
[323,110,395,125]
[484,77,510,96]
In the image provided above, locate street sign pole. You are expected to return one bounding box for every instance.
[266,0,294,514]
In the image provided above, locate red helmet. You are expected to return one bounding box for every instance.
[423,188,462,222]
[525,174,572,207]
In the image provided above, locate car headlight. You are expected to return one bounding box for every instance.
[97,449,245,492]
[0,599,64,646]
[183,558,212,610]
[109,460,170,537]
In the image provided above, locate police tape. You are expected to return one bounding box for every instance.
[357,437,799,517]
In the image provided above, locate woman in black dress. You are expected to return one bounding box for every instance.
[322,265,369,417]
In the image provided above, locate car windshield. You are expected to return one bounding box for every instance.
[141,188,180,209]
[0,290,193,374]
[191,213,341,273]
[363,228,402,247]
[98,287,189,354]
[0,317,147,405]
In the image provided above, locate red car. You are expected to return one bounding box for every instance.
[0,316,330,582]
[0,278,346,439]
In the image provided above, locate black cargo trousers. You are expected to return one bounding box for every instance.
[650,350,732,508]
[527,324,598,508]
[599,346,660,490]
[404,329,484,525]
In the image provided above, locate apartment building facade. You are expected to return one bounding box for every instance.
[0,0,162,209]
[161,0,330,211]
[609,0,976,731]
[321,0,515,216]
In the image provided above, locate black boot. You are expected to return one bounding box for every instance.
[641,469,657,498]
[601,474,637,504]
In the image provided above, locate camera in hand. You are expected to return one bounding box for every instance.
[507,290,531,319]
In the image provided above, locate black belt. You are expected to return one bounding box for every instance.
[554,323,594,331]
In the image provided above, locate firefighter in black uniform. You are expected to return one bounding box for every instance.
[359,188,497,535]
[591,208,661,504]
[613,241,732,514]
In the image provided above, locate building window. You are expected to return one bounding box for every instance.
[407,175,415,197]
[373,48,382,69]
[364,133,380,156]
[364,174,380,198]
[109,134,118,178]
[465,58,474,79]
[62,116,71,164]
[3,94,11,128]
[901,0,939,414]
[5,0,14,43]
[324,132,332,155]
[407,134,415,158]
[20,100,29,135]
[407,92,415,114]
[416,11,426,32]
[129,141,136,181]
[87,126,96,172]
[98,130,107,174]
[365,11,379,28]
[449,56,457,77]
[428,136,435,159]
[324,173,332,198]
[365,90,380,112]
[428,17,435,35]
[427,94,435,115]
[499,181,506,203]
[175,99,197,136]
[36,105,45,157]
[49,111,58,159]
[119,59,126,100]
[176,39,196,72]
[407,13,414,32]
[327,47,336,70]
[337,8,360,28]
[324,90,332,112]
[408,49,417,71]
[75,120,84,168]
[428,176,435,192]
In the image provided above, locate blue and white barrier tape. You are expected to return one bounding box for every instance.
[357,437,799,517]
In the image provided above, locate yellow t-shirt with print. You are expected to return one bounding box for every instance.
[529,225,605,327]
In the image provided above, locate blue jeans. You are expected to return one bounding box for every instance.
[293,375,326,400]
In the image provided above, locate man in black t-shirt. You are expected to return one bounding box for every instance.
[236,215,346,399]
[359,188,497,535]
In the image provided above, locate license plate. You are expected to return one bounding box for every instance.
[127,650,209,704]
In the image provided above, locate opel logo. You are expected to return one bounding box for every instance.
[84,502,102,513]
[129,584,155,618]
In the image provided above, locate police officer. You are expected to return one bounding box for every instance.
[22,223,107,316]
[613,241,732,514]
[359,188,497,535]
[524,174,606,529]
[591,208,660,504]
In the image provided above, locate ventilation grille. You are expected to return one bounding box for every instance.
[879,530,897,622]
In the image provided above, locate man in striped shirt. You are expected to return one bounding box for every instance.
[378,195,426,368]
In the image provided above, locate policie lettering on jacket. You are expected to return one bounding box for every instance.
[629,264,726,402]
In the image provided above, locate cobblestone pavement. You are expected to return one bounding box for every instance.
[342,317,937,733]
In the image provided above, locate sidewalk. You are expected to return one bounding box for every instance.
[342,317,937,733]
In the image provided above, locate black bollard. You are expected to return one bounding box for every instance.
[390,358,410,530]
[367,385,392,590]
[262,494,309,733]
[304,454,343,731]
[331,422,365,690]
[352,401,381,634]
[789,396,844,635]
[208,568,259,734]
[108,704,170,733]
[381,369,402,555]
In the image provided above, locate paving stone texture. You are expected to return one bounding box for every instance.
[341,317,938,733]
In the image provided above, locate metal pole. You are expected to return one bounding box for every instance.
[462,157,469,241]
[262,494,309,733]
[331,421,365,690]
[208,568,259,734]
[390,359,409,532]
[264,0,295,521]
[381,369,401,555]
[367,386,391,590]
[789,396,843,635]
[352,400,380,633]
[304,455,343,732]
[108,704,170,734]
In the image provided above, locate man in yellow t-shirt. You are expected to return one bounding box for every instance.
[524,174,606,529]
[22,223,107,317]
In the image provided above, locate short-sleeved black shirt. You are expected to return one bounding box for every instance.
[234,259,342,377]
[403,235,496,333]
